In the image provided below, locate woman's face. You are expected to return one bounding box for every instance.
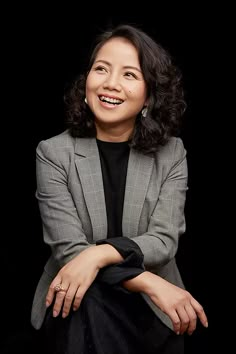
[86,37,148,133]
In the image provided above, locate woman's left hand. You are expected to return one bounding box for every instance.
[123,271,208,335]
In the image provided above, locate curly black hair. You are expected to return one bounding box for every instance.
[64,24,186,154]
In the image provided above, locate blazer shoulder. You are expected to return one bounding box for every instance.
[155,137,186,162]
[36,129,77,170]
[36,132,96,167]
[36,129,74,150]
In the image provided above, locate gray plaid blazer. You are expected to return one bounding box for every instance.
[31,129,188,330]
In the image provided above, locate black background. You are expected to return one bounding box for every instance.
[3,3,226,353]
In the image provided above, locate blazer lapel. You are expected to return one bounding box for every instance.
[122,149,154,238]
[74,138,107,242]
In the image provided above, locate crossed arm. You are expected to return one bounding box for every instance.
[46,244,208,336]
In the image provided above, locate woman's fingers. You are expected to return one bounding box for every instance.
[53,283,89,317]
[175,297,208,335]
[169,303,204,335]
[184,303,197,335]
[46,277,65,307]
[72,284,89,311]
[190,297,208,328]
[177,298,207,335]
[45,286,55,308]
[59,285,75,318]
[61,283,88,317]
[176,306,190,335]
[46,279,90,318]
[167,309,181,335]
[45,277,69,317]
[52,290,67,317]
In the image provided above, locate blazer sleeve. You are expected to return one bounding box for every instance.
[35,140,92,268]
[131,138,188,269]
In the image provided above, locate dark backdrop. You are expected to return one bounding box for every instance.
[3,5,221,353]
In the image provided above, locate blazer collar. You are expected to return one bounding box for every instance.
[122,149,154,238]
[75,137,98,157]
[75,138,107,242]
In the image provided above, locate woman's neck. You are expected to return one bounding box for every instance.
[95,123,134,142]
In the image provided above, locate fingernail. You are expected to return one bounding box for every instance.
[46,301,50,308]
[62,312,67,318]
[176,331,180,335]
[53,310,58,317]
[205,321,208,328]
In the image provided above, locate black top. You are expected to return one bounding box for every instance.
[96,139,130,238]
[96,139,145,287]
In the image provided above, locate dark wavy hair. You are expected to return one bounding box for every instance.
[64,24,186,153]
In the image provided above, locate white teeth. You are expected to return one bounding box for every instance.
[100,96,123,104]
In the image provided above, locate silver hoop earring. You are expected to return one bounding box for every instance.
[84,97,88,104]
[141,107,148,118]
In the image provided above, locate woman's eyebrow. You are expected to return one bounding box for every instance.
[94,60,141,72]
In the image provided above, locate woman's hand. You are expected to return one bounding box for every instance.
[46,244,123,318]
[123,271,208,336]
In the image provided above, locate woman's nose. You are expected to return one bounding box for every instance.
[103,73,122,91]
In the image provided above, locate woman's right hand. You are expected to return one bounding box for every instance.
[46,244,123,318]
[46,246,100,318]
[123,271,208,336]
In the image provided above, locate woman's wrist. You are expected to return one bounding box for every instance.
[123,271,163,295]
[94,244,123,268]
[122,271,149,293]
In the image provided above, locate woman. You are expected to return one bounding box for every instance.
[31,24,208,353]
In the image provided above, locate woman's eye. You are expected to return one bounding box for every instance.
[125,72,136,78]
[94,66,106,72]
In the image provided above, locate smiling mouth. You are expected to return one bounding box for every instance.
[99,95,123,105]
